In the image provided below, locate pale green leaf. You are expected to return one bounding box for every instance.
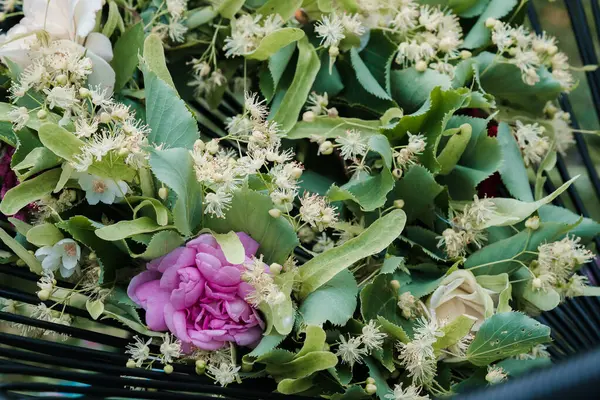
[277,376,314,395]
[86,298,105,320]
[390,68,452,113]
[328,168,394,212]
[102,0,121,37]
[538,204,600,240]
[12,147,61,181]
[142,34,175,89]
[286,116,380,140]
[95,217,174,241]
[476,273,512,313]
[512,267,560,311]
[26,223,64,247]
[271,36,320,133]
[377,316,409,343]
[299,269,358,326]
[298,209,407,298]
[497,121,533,201]
[434,314,477,350]
[217,0,245,19]
[438,125,472,175]
[0,168,61,216]
[266,351,338,379]
[0,228,42,273]
[467,312,551,366]
[258,0,303,21]
[247,28,305,61]
[111,23,144,91]
[213,231,245,265]
[350,48,391,100]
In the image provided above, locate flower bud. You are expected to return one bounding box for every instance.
[366,377,376,385]
[206,139,219,154]
[88,252,97,261]
[56,74,68,85]
[392,168,403,179]
[298,226,316,244]
[201,63,211,77]
[365,384,377,395]
[269,263,283,275]
[118,147,129,157]
[525,216,540,230]
[159,187,169,200]
[269,208,282,218]
[303,111,316,122]
[126,359,137,368]
[485,17,498,28]
[390,280,400,290]
[37,289,50,301]
[327,107,339,117]
[547,45,558,56]
[532,277,543,289]
[329,46,339,58]
[393,199,405,209]
[99,112,111,124]
[319,141,334,155]
[163,364,174,374]
[291,167,303,180]
[37,109,48,120]
[79,88,91,98]
[460,50,472,59]
[194,139,205,152]
[415,60,427,72]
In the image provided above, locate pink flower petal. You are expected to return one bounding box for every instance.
[153,247,196,273]
[237,232,259,256]
[170,268,205,310]
[225,298,251,322]
[186,234,218,250]
[127,270,161,305]
[164,302,191,342]
[233,326,263,347]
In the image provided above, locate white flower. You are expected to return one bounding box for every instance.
[75,118,98,138]
[427,269,494,331]
[341,14,365,36]
[550,111,575,155]
[35,239,81,278]
[396,334,437,385]
[244,92,268,121]
[315,14,345,48]
[336,334,367,368]
[7,106,30,131]
[167,19,188,43]
[76,172,129,205]
[360,320,387,352]
[207,362,240,386]
[515,344,550,360]
[299,193,338,231]
[437,228,468,259]
[336,129,368,160]
[307,92,329,115]
[160,333,182,364]
[44,86,78,110]
[204,188,232,218]
[398,292,418,319]
[126,336,152,367]
[0,0,115,90]
[486,365,508,384]
[407,133,427,154]
[385,383,430,400]
[514,121,550,166]
[167,0,187,19]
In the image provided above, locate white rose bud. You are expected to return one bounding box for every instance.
[319,141,334,155]
[303,111,316,122]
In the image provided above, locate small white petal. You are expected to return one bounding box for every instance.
[42,255,61,272]
[85,32,114,62]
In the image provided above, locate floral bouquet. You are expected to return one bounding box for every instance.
[0,0,599,398]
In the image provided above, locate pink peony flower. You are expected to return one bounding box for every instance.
[127,232,265,351]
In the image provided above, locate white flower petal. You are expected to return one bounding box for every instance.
[42,255,61,272]
[86,191,101,205]
[85,50,116,92]
[100,189,117,205]
[35,246,54,258]
[85,32,114,62]
[62,253,78,271]
[60,264,76,278]
[73,0,103,39]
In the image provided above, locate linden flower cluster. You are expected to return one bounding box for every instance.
[393,132,427,177]
[543,102,576,155]
[223,14,284,57]
[385,2,465,77]
[385,383,430,400]
[437,196,497,259]
[315,12,365,51]
[335,320,387,368]
[530,235,594,296]
[125,334,183,370]
[396,317,442,386]
[195,347,241,386]
[192,92,337,229]
[513,121,550,166]
[488,19,575,90]
[242,256,286,307]
[151,0,189,43]
[302,92,339,122]
[187,58,227,98]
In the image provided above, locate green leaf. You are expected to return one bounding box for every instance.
[467,312,551,366]
[438,125,472,175]
[102,0,121,37]
[538,204,600,241]
[205,188,298,264]
[299,269,358,326]
[386,165,444,223]
[213,231,245,265]
[86,298,105,320]
[95,217,174,241]
[390,68,452,113]
[381,256,406,274]
[185,6,218,29]
[298,209,406,298]
[142,34,175,89]
[9,218,32,236]
[463,0,519,49]
[296,325,328,358]
[217,0,245,19]
[361,274,406,331]
[149,148,203,236]
[57,216,123,284]
[473,52,563,113]
[131,197,170,226]
[103,306,163,337]
[247,28,305,61]
[266,352,338,379]
[364,357,391,400]
[286,116,380,140]
[0,168,61,216]
[328,169,394,212]
[497,121,533,201]
[269,43,297,92]
[377,316,409,343]
[257,0,303,20]
[12,147,61,181]
[111,23,144,91]
[476,273,512,313]
[434,314,477,350]
[350,48,391,100]
[360,30,397,95]
[26,223,64,247]
[0,228,42,273]
[248,331,287,358]
[312,50,344,97]
[142,62,199,150]
[124,230,185,260]
[277,376,314,395]
[453,176,577,229]
[271,36,321,133]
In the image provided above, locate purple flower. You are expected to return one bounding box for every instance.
[128,233,265,351]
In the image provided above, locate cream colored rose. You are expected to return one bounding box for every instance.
[427,269,494,331]
[0,0,115,90]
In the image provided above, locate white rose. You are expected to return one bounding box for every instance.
[427,269,494,331]
[0,0,115,90]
